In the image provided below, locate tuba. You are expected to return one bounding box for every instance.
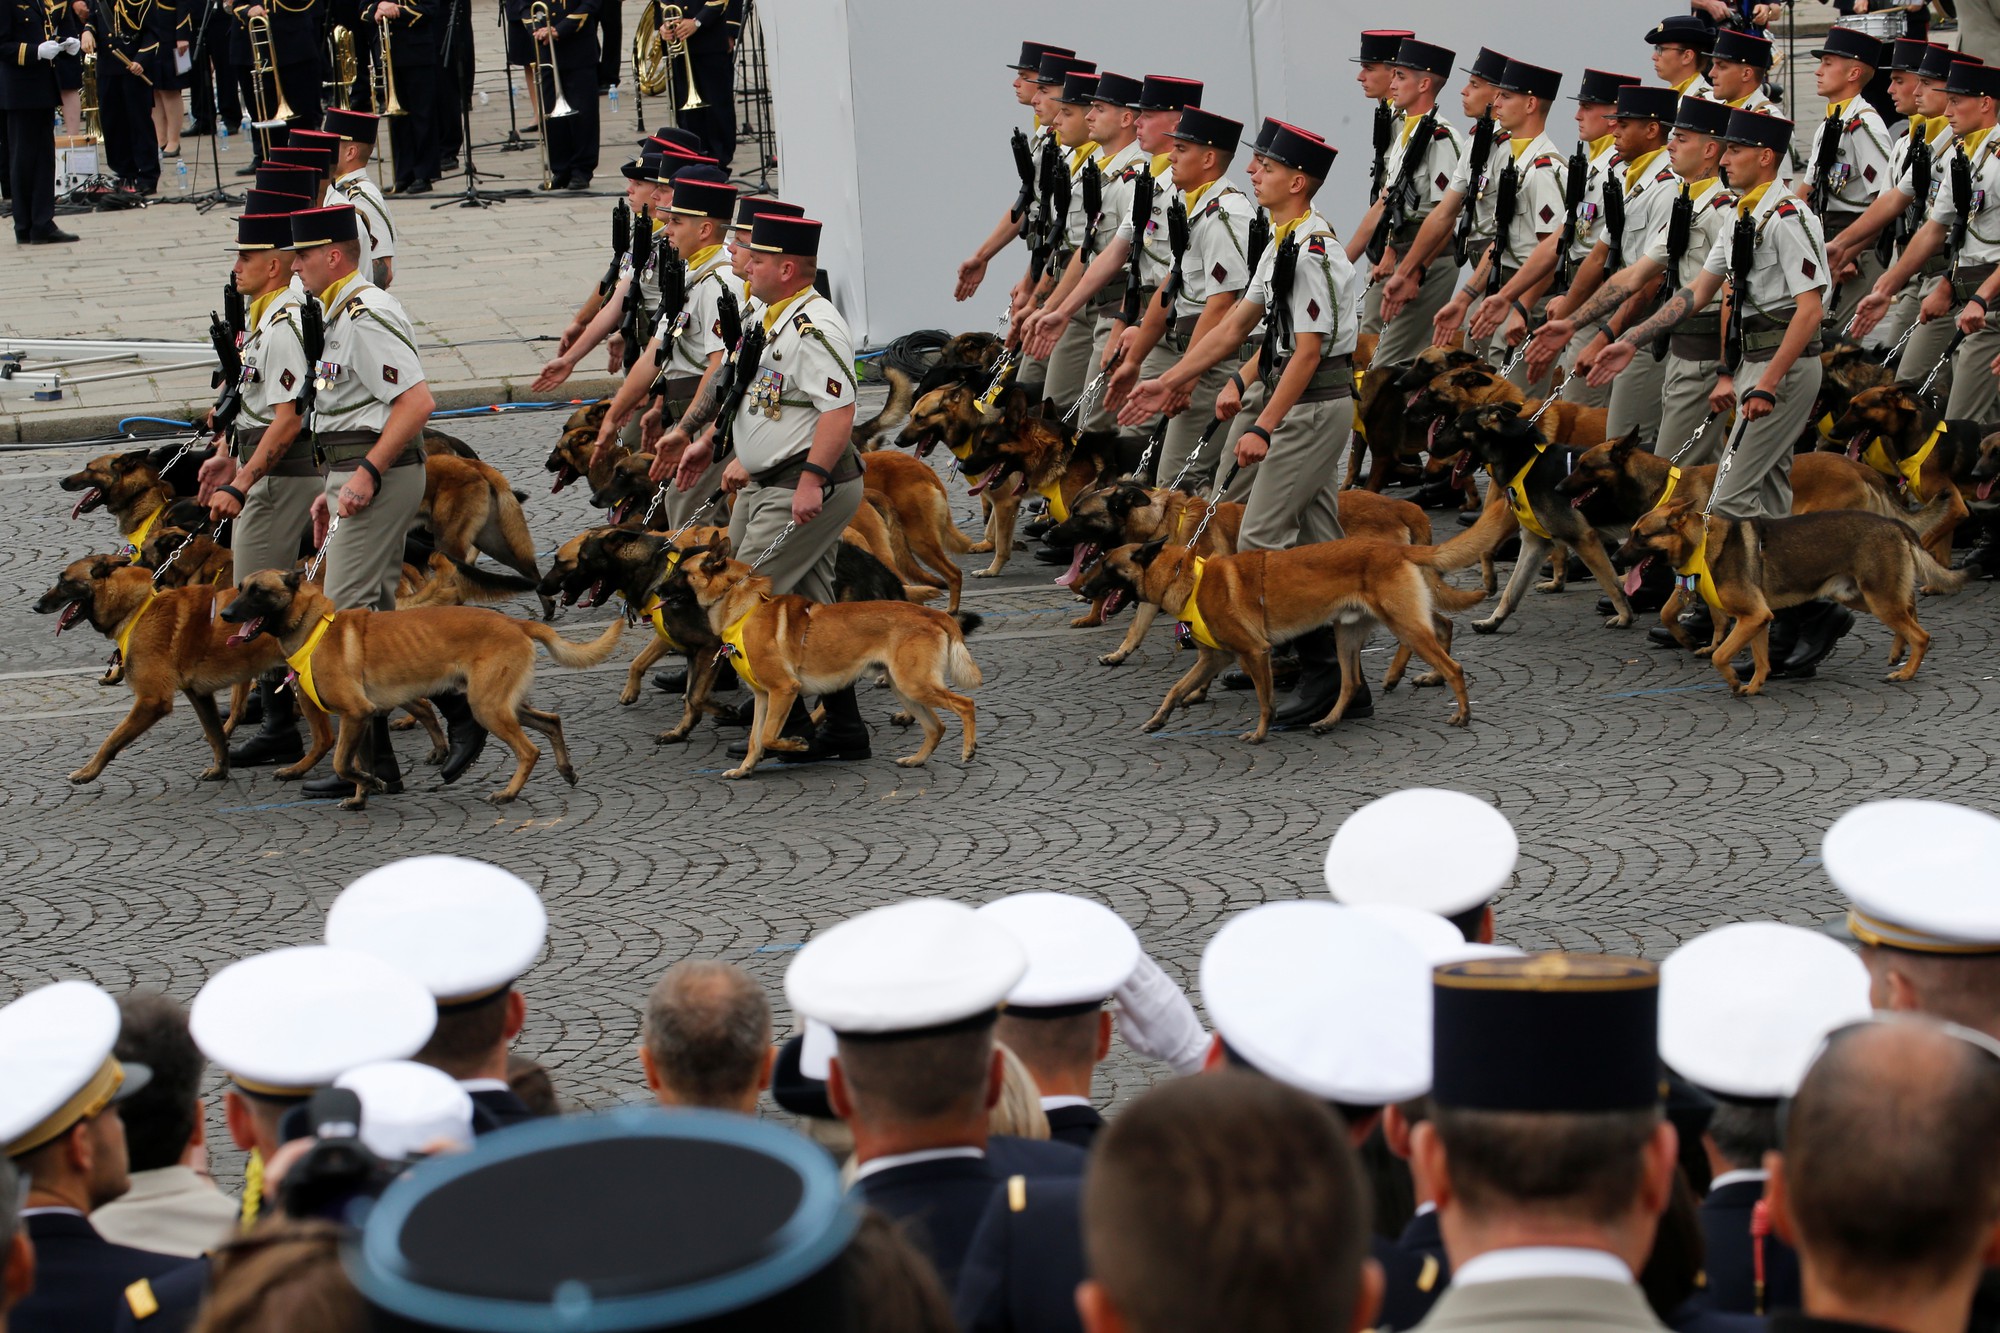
[80,52,104,144]
[632,0,669,97]
[528,0,576,190]
[328,24,357,111]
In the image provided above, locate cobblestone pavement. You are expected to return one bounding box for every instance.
[2,393,1993,1185]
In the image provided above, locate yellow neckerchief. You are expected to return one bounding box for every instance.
[1961,125,1996,159]
[319,270,365,309]
[1670,74,1701,95]
[121,505,162,553]
[760,286,813,335]
[1735,179,1776,218]
[1589,132,1616,162]
[684,242,725,274]
[1270,209,1314,245]
[719,599,769,692]
[1825,96,1856,122]
[1861,421,1943,499]
[1150,152,1172,178]
[1183,179,1220,209]
[1068,140,1100,172]
[1622,147,1668,193]
[113,591,157,662]
[652,216,670,237]
[1401,111,1423,145]
[246,289,281,332]
[1673,523,1723,609]
[1686,175,1725,206]
[1488,447,1553,540]
[1922,114,1948,145]
[285,612,338,712]
[1508,134,1536,162]
[1175,558,1222,649]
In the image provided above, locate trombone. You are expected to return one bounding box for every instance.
[527,0,576,190]
[246,13,293,155]
[372,9,406,190]
[656,3,703,113]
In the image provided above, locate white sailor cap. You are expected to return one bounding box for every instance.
[0,980,151,1159]
[786,899,1027,1038]
[1201,901,1432,1105]
[1660,921,1873,1101]
[797,1019,838,1082]
[1350,903,1524,967]
[191,946,438,1100]
[1824,800,2000,954]
[1325,788,1518,918]
[335,1061,475,1162]
[327,857,548,1006]
[975,892,1142,1015]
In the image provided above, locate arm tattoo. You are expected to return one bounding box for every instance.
[676,374,726,436]
[1570,277,1635,330]
[1619,287,1696,347]
[371,259,391,287]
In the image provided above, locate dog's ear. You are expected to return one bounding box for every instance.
[1608,432,1639,459]
[283,569,302,591]
[1136,537,1167,566]
[1106,485,1141,517]
[111,449,153,473]
[1447,368,1489,391]
[700,551,730,574]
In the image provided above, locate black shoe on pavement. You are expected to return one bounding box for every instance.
[1222,655,1301,692]
[303,715,403,797]
[1032,543,1074,565]
[565,177,591,191]
[1270,629,1374,728]
[405,179,433,194]
[710,700,755,728]
[1779,601,1855,675]
[1648,601,1713,649]
[653,657,740,694]
[233,163,259,177]
[228,676,302,767]
[432,689,489,784]
[27,228,79,243]
[438,155,459,174]
[779,686,872,763]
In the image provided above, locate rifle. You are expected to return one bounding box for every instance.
[1650,184,1695,362]
[1369,100,1394,203]
[295,296,325,421]
[1807,105,1841,218]
[1554,142,1589,289]
[643,240,690,400]
[1370,109,1436,266]
[1009,127,1036,230]
[1603,162,1627,274]
[1484,160,1519,298]
[1453,109,1496,265]
[1119,166,1156,325]
[1244,209,1272,278]
[618,206,656,373]
[1259,233,1302,389]
[600,201,630,300]
[1889,122,1933,263]
[1950,142,1974,270]
[1724,211,1755,368]
[207,283,246,435]
[1160,194,1191,312]
[1045,147,1075,275]
[1077,158,1103,265]
[711,320,767,464]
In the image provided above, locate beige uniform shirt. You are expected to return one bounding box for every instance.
[1449,124,1513,248]
[657,243,735,378]
[311,272,427,435]
[1492,132,1567,269]
[1702,180,1832,319]
[237,285,309,431]
[1805,96,1894,215]
[1245,209,1358,359]
[731,289,856,474]
[1642,175,1736,289]
[1382,109,1466,227]
[1925,126,2000,265]
[1171,176,1254,321]
[1568,135,1622,268]
[1112,153,1179,288]
[331,169,396,270]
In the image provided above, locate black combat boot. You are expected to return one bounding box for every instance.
[653,657,740,694]
[1648,600,1713,649]
[303,714,404,797]
[432,690,488,785]
[779,685,873,763]
[1776,600,1855,677]
[227,672,303,767]
[1271,629,1374,729]
[726,699,815,758]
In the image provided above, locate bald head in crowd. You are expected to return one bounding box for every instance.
[1079,1071,1381,1333]
[638,961,774,1113]
[1768,1016,2000,1333]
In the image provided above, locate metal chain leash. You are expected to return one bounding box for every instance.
[1668,410,1720,468]
[749,520,796,570]
[303,513,340,582]
[1165,416,1227,492]
[151,518,228,588]
[1914,330,1964,404]
[1522,367,1575,428]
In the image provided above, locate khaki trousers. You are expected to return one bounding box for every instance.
[322,460,425,612]
[1710,355,1823,520]
[725,472,863,602]
[1606,345,1668,450]
[1945,302,2000,428]
[1373,255,1459,367]
[1896,308,1958,407]
[1041,304,1096,418]
[1158,359,1234,491]
[1219,381,1351,551]
[231,474,320,581]
[1658,353,1730,465]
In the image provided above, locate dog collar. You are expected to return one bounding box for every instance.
[1860,422,1941,500]
[1034,475,1070,524]
[1490,447,1554,541]
[114,591,159,664]
[719,602,768,694]
[1175,558,1222,651]
[285,612,338,713]
[1673,526,1723,610]
[1647,465,1683,515]
[640,596,678,648]
[121,506,162,557]
[1815,411,1837,442]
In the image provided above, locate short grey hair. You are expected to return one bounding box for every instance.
[642,962,772,1107]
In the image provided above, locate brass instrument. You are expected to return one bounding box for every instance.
[372,10,404,192]
[658,2,702,112]
[246,12,294,154]
[632,0,669,99]
[328,24,356,111]
[80,53,103,144]
[527,1,576,190]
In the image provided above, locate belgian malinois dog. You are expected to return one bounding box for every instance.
[419,456,552,620]
[61,451,178,548]
[1828,383,1977,560]
[220,570,625,809]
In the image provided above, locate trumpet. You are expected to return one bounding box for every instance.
[328,24,356,111]
[246,13,293,155]
[528,1,576,190]
[657,3,703,112]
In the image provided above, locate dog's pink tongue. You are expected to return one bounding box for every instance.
[968,468,995,497]
[225,615,261,646]
[1105,588,1126,615]
[1622,559,1649,596]
[55,602,80,635]
[69,488,98,520]
[1982,478,1998,502]
[1427,419,1441,452]
[1054,543,1095,588]
[1848,434,1868,461]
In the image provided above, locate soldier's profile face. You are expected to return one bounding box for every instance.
[1134,108,1178,153]
[1460,76,1494,119]
[1575,102,1617,141]
[1358,61,1393,99]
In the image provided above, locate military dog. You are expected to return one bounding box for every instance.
[419,455,551,620]
[679,553,984,778]
[61,451,180,550]
[138,526,234,590]
[546,423,624,500]
[220,570,625,809]
[1616,496,1964,695]
[1828,383,1977,560]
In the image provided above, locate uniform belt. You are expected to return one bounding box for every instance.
[1088,277,1128,313]
[1738,314,1820,361]
[1388,214,1429,248]
[234,426,318,478]
[655,373,702,406]
[1952,261,2000,306]
[1290,354,1356,403]
[752,443,862,491]
[1824,210,1867,233]
[1165,314,1204,353]
[314,431,423,471]
[1668,331,1724,362]
[1679,312,1722,337]
[1920,251,1951,277]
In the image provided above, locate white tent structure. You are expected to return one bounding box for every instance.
[756,0,1672,348]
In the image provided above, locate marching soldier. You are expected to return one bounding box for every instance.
[266,124,337,201]
[1709,28,1778,112]
[1354,28,1413,336]
[1591,109,1849,675]
[1349,39,1463,367]
[1035,68,1121,420]
[323,107,397,287]
[635,175,740,525]
[1377,47,1510,349]
[376,0,437,192]
[1800,27,1893,335]
[200,211,319,770]
[954,40,1074,304]
[1012,51,1095,397]
[1107,104,1254,490]
[527,0,599,190]
[283,204,485,796]
[1647,14,1715,99]
[1433,59,1568,384]
[666,213,872,762]
[1,0,77,243]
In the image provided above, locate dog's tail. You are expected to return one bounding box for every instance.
[524,617,626,668]
[945,619,985,690]
[1416,493,1517,574]
[445,555,543,600]
[1422,567,1491,614]
[1913,543,1970,594]
[904,584,945,603]
[853,368,918,450]
[1909,488,1959,541]
[952,611,984,637]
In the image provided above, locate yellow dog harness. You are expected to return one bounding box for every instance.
[634,551,686,647]
[285,612,338,712]
[1034,476,1071,523]
[114,592,158,663]
[1175,558,1223,650]
[719,597,771,693]
[1673,525,1723,610]
[1859,422,1942,500]
[1490,448,1554,541]
[121,507,162,558]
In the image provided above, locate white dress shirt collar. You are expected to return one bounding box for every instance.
[851,1146,984,1183]
[1452,1245,1634,1288]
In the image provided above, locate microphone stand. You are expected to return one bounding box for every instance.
[432,0,525,206]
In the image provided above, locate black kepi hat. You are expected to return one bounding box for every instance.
[1090,71,1143,107]
[267,146,332,177]
[245,187,311,215]
[1613,85,1681,122]
[1673,94,1733,137]
[1465,47,1511,83]
[287,127,341,157]
[1920,43,1975,80]
[749,212,822,257]
[1891,38,1939,73]
[734,195,801,230]
[1391,39,1455,80]
[320,107,379,145]
[621,152,669,183]
[1646,15,1717,51]
[1712,29,1774,68]
[1575,68,1641,105]
[1055,71,1100,106]
[1430,954,1662,1113]
[641,125,702,152]
[1495,58,1563,101]
[1811,26,1887,66]
[1008,40,1073,72]
[291,204,360,249]
[1720,108,1794,152]
[668,176,737,220]
[230,213,296,252]
[1135,74,1202,112]
[1355,29,1414,63]
[1034,53,1094,86]
[1259,123,1336,179]
[1167,104,1243,154]
[1947,59,2000,98]
[347,1108,858,1332]
[254,163,315,196]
